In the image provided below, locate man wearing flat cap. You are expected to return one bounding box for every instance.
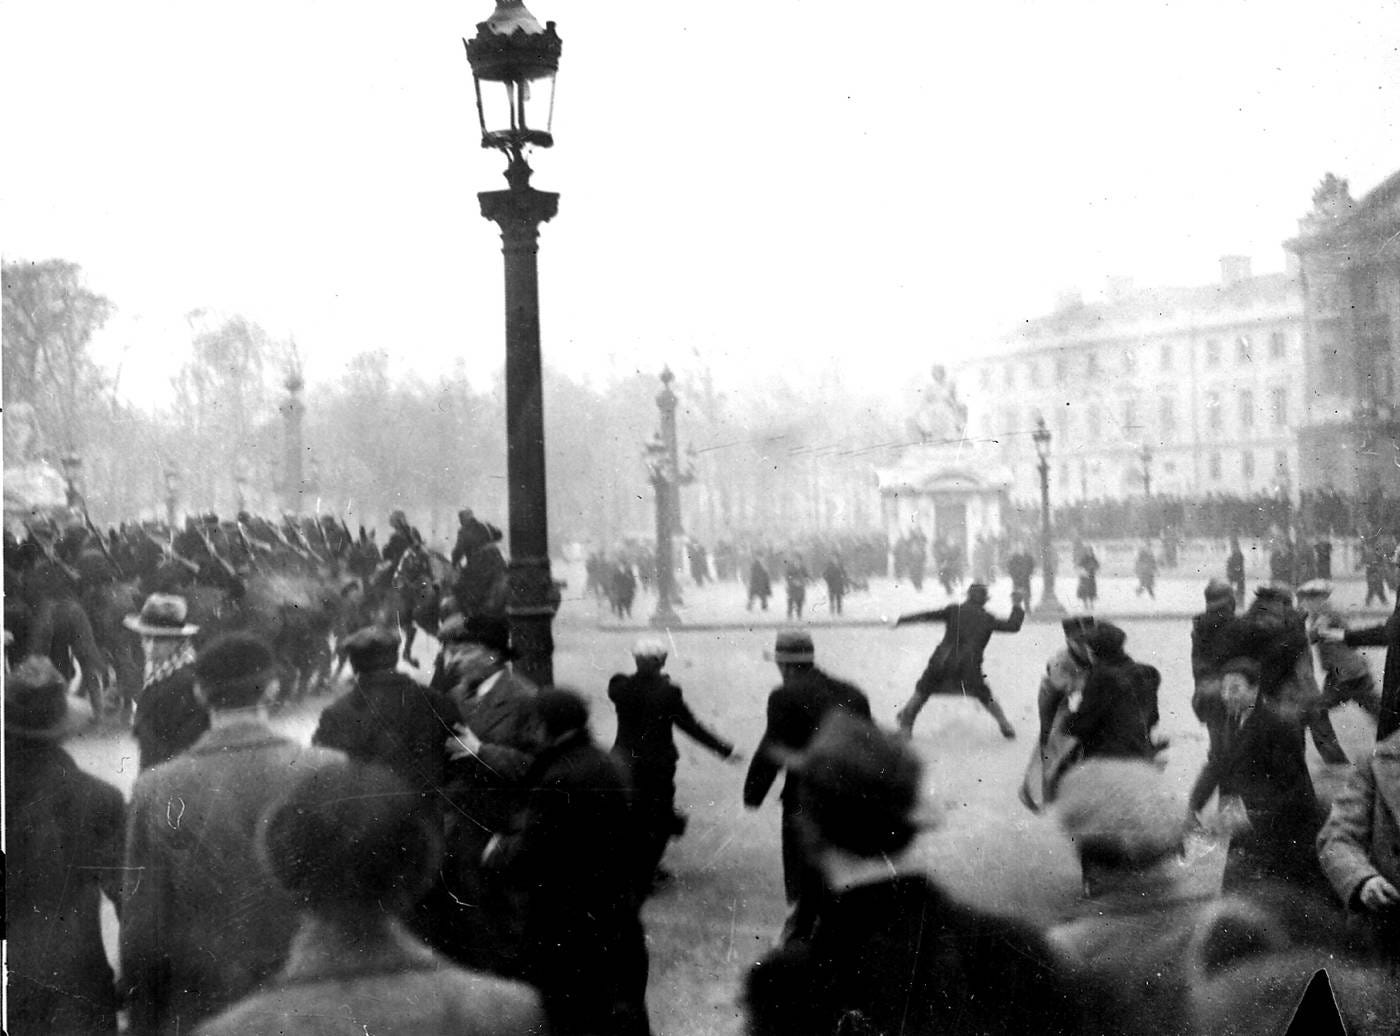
[312,625,456,802]
[432,614,541,971]
[610,636,741,896]
[745,712,1083,1036]
[893,581,1024,739]
[6,656,126,1034]
[744,629,871,943]
[1296,579,1382,766]
[121,632,344,1036]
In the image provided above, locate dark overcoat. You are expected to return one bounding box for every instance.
[313,668,455,797]
[609,670,732,785]
[904,600,1025,698]
[133,663,209,771]
[5,737,126,1035]
[500,730,651,1035]
[1066,655,1160,761]
[745,874,1084,1036]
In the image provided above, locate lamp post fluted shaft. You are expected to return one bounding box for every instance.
[1032,419,1064,616]
[649,368,691,627]
[481,156,560,687]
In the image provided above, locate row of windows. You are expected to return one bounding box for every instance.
[978,332,1291,390]
[1206,449,1290,482]
[980,388,1288,442]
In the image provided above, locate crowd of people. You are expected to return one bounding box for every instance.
[8,499,1400,1035]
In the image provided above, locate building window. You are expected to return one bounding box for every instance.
[1123,399,1137,432]
[1004,365,1014,388]
[1055,357,1068,385]
[1206,339,1222,366]
[1240,390,1255,430]
[1087,406,1101,440]
[1206,392,1223,433]
[1158,397,1175,435]
[1160,343,1172,369]
[1029,361,1041,387]
[1085,352,1099,377]
[1209,452,1222,480]
[1243,451,1255,478]
[1274,449,1289,476]
[1271,387,1288,427]
[1057,409,1070,440]
[1270,332,1287,359]
[1123,349,1137,375]
[1236,335,1253,362]
[979,367,991,389]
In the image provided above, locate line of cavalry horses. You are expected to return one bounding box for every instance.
[4,510,508,719]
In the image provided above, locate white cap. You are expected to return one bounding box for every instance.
[631,636,668,659]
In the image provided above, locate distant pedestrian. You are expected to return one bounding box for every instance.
[1227,535,1247,601]
[5,657,125,1035]
[1076,544,1100,610]
[1364,542,1390,607]
[122,633,344,1036]
[1314,538,1333,580]
[1134,542,1158,599]
[1006,546,1035,607]
[611,561,637,618]
[609,638,739,895]
[747,558,772,611]
[893,583,1024,739]
[745,711,1085,1036]
[194,762,546,1036]
[743,630,871,943]
[785,556,809,620]
[822,554,849,616]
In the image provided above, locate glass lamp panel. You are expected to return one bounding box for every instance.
[519,72,556,138]
[476,78,520,142]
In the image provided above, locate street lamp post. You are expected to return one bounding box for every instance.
[163,466,180,530]
[466,0,562,687]
[61,452,83,511]
[645,368,695,628]
[1032,418,1065,615]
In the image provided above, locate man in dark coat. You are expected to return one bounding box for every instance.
[312,625,456,802]
[1339,581,1400,743]
[822,554,849,616]
[1189,579,1241,816]
[745,711,1084,1036]
[1227,535,1247,601]
[434,615,541,972]
[609,637,739,895]
[893,582,1024,739]
[784,556,809,620]
[744,629,871,943]
[5,657,126,1035]
[125,593,209,770]
[746,557,772,611]
[1065,622,1161,762]
[496,688,652,1036]
[1005,546,1035,606]
[449,507,493,568]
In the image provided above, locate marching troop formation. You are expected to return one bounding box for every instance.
[6,504,1400,1034]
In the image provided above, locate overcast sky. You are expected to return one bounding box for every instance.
[2,1,1396,410]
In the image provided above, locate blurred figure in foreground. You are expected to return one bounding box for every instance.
[1297,579,1381,765]
[745,712,1083,1036]
[493,688,652,1035]
[195,761,545,1035]
[1019,616,1096,813]
[5,657,125,1034]
[610,637,740,896]
[1317,728,1400,970]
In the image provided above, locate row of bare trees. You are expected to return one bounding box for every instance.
[3,258,907,550]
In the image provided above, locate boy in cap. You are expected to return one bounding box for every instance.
[122,632,343,1036]
[609,636,741,895]
[6,657,125,1034]
[1297,578,1381,766]
[893,581,1025,739]
[744,629,871,943]
[745,712,1083,1036]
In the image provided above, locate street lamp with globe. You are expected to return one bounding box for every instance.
[465,0,563,687]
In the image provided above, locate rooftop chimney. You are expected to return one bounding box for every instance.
[1220,255,1252,289]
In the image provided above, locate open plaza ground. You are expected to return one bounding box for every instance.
[67,577,1385,1035]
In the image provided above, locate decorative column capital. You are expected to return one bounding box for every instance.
[479,187,559,236]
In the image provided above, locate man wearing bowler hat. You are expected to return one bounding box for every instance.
[433,614,541,971]
[744,629,871,943]
[124,592,208,770]
[893,581,1025,739]
[6,656,126,1034]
